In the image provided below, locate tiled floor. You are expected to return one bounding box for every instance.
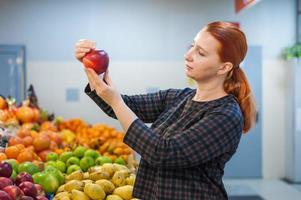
[224,179,301,200]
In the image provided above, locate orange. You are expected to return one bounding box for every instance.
[32,108,40,122]
[54,148,64,155]
[15,144,25,151]
[17,129,31,138]
[40,121,58,132]
[120,155,129,162]
[33,136,50,152]
[5,146,20,159]
[21,122,35,131]
[16,106,35,123]
[38,150,52,162]
[23,136,33,147]
[25,145,35,152]
[113,147,124,156]
[30,130,38,138]
[17,150,35,163]
[49,141,58,150]
[0,96,7,109]
[0,153,7,161]
[123,148,132,155]
[8,136,23,146]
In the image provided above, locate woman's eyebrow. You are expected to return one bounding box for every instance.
[192,40,209,54]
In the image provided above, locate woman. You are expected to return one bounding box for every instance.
[74,21,256,200]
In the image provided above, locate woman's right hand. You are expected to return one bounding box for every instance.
[74,39,97,62]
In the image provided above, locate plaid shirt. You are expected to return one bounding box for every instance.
[85,86,243,200]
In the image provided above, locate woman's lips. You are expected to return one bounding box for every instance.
[186,64,193,70]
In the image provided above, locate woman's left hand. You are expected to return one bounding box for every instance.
[84,68,123,107]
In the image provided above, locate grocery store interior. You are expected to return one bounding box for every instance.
[0,0,300,200]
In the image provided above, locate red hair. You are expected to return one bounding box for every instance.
[206,21,256,133]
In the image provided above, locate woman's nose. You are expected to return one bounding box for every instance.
[184,50,193,62]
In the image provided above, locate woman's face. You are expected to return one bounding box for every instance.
[184,28,226,82]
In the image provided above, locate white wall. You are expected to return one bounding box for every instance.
[0,0,296,178]
[262,60,288,179]
[27,61,188,129]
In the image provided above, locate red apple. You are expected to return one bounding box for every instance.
[15,172,33,186]
[0,177,13,189]
[2,185,24,200]
[82,49,109,74]
[0,191,12,200]
[35,184,45,196]
[21,196,34,200]
[19,181,37,198]
[36,196,48,200]
[0,161,13,178]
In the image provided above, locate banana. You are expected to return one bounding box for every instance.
[53,191,71,200]
[89,170,110,181]
[106,195,123,200]
[82,179,94,185]
[64,180,84,192]
[101,163,115,177]
[88,166,103,173]
[56,185,66,194]
[84,183,106,200]
[113,185,133,200]
[83,172,90,179]
[95,179,115,194]
[65,170,84,182]
[125,174,136,186]
[113,164,130,172]
[112,170,131,187]
[71,189,90,200]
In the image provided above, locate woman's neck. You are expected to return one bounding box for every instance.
[193,79,228,102]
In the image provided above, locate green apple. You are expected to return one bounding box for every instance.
[114,157,126,165]
[44,166,65,185]
[46,152,58,161]
[73,146,87,158]
[59,151,74,163]
[84,149,100,159]
[80,156,95,172]
[18,161,40,175]
[66,156,80,167]
[46,161,56,168]
[39,173,60,194]
[55,160,66,173]
[10,170,17,180]
[95,156,113,166]
[67,164,82,175]
[32,172,44,184]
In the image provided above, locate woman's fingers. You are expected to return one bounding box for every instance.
[75,39,97,61]
[76,39,96,49]
[84,68,108,93]
[104,69,113,85]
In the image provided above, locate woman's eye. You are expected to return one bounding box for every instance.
[198,52,205,56]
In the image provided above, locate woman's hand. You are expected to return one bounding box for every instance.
[75,39,96,62]
[84,68,123,107]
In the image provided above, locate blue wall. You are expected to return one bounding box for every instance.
[0,0,295,61]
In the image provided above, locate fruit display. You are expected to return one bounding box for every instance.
[0,94,135,165]
[0,161,49,200]
[44,146,129,175]
[58,119,134,162]
[1,90,139,199]
[54,163,137,200]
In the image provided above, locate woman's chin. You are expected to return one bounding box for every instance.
[185,70,193,78]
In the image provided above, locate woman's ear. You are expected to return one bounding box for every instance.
[217,62,233,75]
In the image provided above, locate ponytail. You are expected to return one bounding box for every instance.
[224,67,256,133]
